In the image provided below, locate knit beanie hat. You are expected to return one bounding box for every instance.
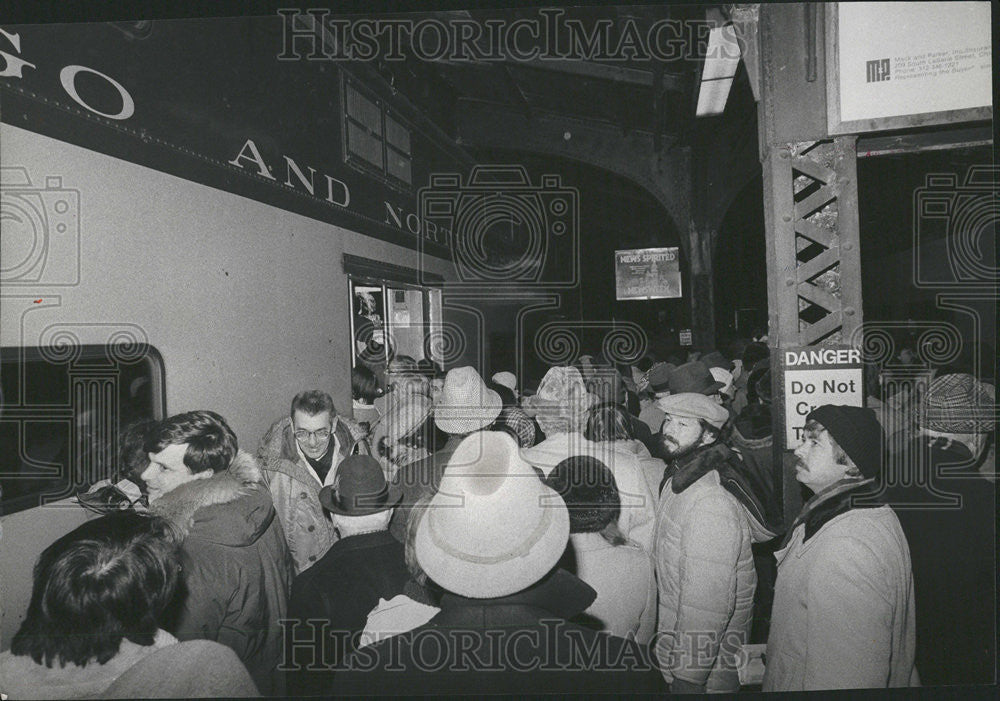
[806,405,885,479]
[542,456,620,534]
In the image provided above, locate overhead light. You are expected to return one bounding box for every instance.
[696,23,741,117]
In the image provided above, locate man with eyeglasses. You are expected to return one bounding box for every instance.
[258,390,365,574]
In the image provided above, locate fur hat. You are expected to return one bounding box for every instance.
[806,405,885,480]
[522,366,596,421]
[319,455,402,516]
[434,366,502,435]
[668,361,725,395]
[414,431,569,598]
[920,373,995,434]
[656,392,730,429]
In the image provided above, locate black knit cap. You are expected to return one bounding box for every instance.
[806,405,885,480]
[542,456,620,534]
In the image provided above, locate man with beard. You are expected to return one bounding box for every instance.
[652,394,781,694]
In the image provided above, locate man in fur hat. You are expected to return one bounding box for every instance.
[652,393,780,693]
[142,410,293,695]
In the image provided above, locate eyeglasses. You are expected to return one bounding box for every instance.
[295,427,332,441]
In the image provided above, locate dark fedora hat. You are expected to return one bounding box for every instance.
[319,455,402,516]
[646,362,676,394]
[667,361,725,395]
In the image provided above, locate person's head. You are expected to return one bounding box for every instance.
[485,379,517,409]
[352,365,381,404]
[319,455,401,535]
[386,355,419,392]
[119,418,157,488]
[523,366,595,437]
[415,431,569,598]
[141,410,237,501]
[918,373,994,457]
[290,390,338,461]
[543,456,625,546]
[795,405,884,493]
[657,393,728,460]
[585,401,634,443]
[11,512,179,668]
[434,366,502,436]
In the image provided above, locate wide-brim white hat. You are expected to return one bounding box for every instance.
[414,431,570,598]
[434,366,502,435]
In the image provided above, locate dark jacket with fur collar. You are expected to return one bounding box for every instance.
[152,450,293,696]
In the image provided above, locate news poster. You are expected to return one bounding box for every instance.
[614,247,681,301]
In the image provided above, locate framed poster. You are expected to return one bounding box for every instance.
[614,247,681,301]
[826,2,992,135]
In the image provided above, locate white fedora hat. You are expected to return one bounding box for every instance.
[433,366,502,435]
[414,431,570,599]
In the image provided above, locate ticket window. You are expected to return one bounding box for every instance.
[349,279,441,379]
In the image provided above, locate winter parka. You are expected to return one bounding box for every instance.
[257,415,362,574]
[150,450,293,696]
[652,442,780,692]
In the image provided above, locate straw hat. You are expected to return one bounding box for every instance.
[433,366,502,435]
[414,431,569,598]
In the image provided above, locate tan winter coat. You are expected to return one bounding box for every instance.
[257,415,363,574]
[652,444,776,693]
[763,481,919,691]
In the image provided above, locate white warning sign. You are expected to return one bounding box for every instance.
[783,347,864,445]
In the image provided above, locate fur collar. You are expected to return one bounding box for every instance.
[150,450,265,540]
[670,442,783,540]
[670,443,732,493]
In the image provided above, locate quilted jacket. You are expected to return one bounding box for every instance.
[652,442,779,692]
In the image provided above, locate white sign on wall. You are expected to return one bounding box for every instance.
[783,347,864,445]
[827,2,993,134]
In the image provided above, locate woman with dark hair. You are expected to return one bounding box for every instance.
[0,512,257,698]
[586,401,666,503]
[543,456,656,643]
[352,363,383,429]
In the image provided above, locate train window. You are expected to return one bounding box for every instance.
[343,75,413,190]
[0,344,165,516]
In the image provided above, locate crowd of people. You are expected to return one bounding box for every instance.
[0,339,994,697]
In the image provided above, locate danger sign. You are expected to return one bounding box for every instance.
[783,347,863,445]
